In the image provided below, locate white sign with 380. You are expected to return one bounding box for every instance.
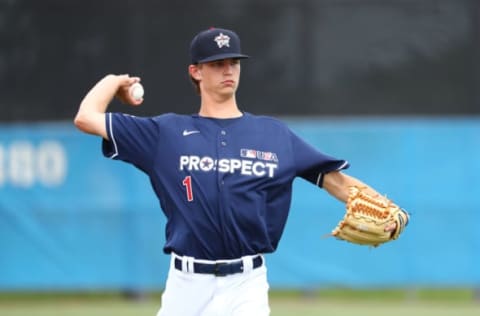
[0,141,67,188]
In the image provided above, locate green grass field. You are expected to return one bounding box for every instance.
[0,290,479,316]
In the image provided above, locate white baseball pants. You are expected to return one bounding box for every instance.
[156,254,270,316]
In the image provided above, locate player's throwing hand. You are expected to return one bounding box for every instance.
[115,75,143,106]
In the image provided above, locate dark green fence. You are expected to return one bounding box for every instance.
[0,0,478,122]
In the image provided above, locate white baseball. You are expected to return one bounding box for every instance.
[130,82,144,100]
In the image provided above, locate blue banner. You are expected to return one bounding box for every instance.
[0,118,479,290]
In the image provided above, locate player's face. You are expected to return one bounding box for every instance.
[197,58,241,96]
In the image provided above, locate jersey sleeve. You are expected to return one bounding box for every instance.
[102,112,158,173]
[290,129,349,187]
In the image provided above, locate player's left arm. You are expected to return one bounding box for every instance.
[322,171,383,203]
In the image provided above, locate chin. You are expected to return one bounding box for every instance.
[219,86,236,94]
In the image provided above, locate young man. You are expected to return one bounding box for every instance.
[75,27,404,315]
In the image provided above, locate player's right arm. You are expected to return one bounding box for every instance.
[74,74,142,139]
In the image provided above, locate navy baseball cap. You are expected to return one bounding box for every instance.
[190,27,249,64]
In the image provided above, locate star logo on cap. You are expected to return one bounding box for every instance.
[214,33,230,48]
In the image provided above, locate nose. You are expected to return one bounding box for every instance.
[223,63,233,74]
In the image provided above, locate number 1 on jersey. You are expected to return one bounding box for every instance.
[182,176,194,202]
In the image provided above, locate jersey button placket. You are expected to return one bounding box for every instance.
[218,130,228,187]
[220,131,227,147]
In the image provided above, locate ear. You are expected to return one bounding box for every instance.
[189,64,202,81]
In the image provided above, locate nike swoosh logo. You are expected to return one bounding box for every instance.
[183,130,200,136]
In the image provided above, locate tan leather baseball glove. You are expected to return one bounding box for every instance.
[331,186,409,247]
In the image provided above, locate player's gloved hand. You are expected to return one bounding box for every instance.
[331,186,410,247]
[114,75,143,106]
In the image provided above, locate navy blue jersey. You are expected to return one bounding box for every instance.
[102,112,349,260]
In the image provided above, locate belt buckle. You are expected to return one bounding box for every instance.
[213,262,229,277]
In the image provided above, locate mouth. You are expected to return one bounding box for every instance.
[222,80,235,86]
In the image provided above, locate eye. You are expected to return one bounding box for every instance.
[211,61,223,68]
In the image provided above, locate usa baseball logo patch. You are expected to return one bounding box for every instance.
[240,149,278,162]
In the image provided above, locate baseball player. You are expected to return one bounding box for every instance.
[74,27,402,315]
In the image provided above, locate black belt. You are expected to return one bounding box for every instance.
[174,255,263,277]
